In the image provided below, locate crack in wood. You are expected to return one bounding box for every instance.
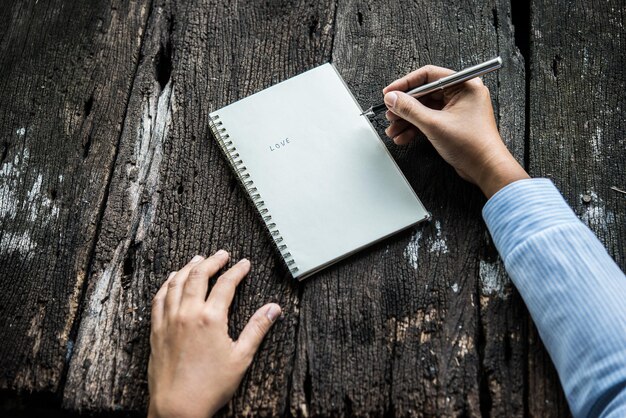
[0,141,8,164]
[83,94,94,118]
[511,0,532,172]
[57,0,157,398]
[154,39,172,91]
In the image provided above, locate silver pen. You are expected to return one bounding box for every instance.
[361,56,503,117]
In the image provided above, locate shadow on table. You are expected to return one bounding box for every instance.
[0,390,143,418]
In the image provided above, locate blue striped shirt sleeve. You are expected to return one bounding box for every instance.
[482,178,626,418]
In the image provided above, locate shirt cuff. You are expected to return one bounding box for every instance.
[482,178,580,259]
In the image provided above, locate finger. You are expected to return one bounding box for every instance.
[164,255,205,313]
[385,110,402,122]
[385,119,412,139]
[463,77,485,90]
[235,303,282,361]
[393,127,419,146]
[384,91,438,134]
[151,271,176,331]
[206,258,251,314]
[383,65,456,94]
[388,96,445,117]
[180,250,230,308]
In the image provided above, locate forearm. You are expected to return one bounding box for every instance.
[483,179,626,418]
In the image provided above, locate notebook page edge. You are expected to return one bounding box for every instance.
[294,212,430,280]
[209,63,333,117]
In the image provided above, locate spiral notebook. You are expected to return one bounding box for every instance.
[209,63,429,280]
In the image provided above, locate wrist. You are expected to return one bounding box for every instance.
[147,402,160,418]
[477,152,529,199]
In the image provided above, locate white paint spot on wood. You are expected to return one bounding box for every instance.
[429,220,449,254]
[395,315,411,343]
[26,174,59,222]
[27,174,43,202]
[591,126,602,156]
[1,153,26,219]
[451,283,459,293]
[0,231,37,257]
[580,191,615,236]
[404,229,422,270]
[1,154,18,176]
[0,148,29,219]
[1,145,61,224]
[479,259,509,299]
[0,183,18,219]
[0,162,12,178]
[457,334,474,357]
[16,127,26,136]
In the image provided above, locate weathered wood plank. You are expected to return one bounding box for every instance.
[0,0,149,392]
[478,2,528,416]
[62,0,336,413]
[529,3,626,263]
[289,0,526,416]
[5,0,619,415]
[528,0,626,416]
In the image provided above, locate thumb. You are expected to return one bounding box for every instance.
[385,91,438,133]
[236,303,282,360]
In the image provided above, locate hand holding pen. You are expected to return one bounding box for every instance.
[362,57,502,117]
[378,58,529,198]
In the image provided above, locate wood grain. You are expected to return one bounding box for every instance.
[0,0,149,393]
[527,0,626,416]
[61,0,336,414]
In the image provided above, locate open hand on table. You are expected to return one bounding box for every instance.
[382,64,529,198]
[148,250,282,418]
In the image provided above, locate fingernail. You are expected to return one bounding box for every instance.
[190,255,203,263]
[168,271,176,279]
[384,92,398,108]
[215,249,228,257]
[238,258,250,265]
[266,304,282,322]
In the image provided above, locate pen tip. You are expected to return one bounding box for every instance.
[360,107,374,117]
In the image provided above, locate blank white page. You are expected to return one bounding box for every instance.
[210,63,429,279]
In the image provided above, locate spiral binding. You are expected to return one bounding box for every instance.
[209,114,299,276]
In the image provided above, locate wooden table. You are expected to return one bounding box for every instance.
[1,0,624,416]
